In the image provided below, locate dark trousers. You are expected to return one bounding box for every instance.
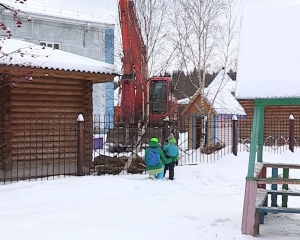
[163,162,175,180]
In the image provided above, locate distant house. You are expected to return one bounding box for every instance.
[0,39,118,180]
[180,70,246,149]
[0,1,115,127]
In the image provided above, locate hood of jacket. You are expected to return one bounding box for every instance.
[168,138,177,144]
[149,141,159,148]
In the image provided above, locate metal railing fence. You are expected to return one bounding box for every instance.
[0,113,298,183]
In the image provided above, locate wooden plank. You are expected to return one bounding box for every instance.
[11,88,83,96]
[256,178,300,184]
[256,98,300,106]
[263,163,300,170]
[12,148,77,155]
[12,76,83,85]
[11,101,84,108]
[11,136,77,142]
[10,123,77,128]
[256,206,300,214]
[256,189,268,207]
[254,162,264,178]
[11,153,77,161]
[14,82,83,91]
[11,129,77,135]
[11,106,83,113]
[254,211,260,236]
[265,189,300,196]
[10,114,81,120]
[241,180,257,236]
[11,95,84,102]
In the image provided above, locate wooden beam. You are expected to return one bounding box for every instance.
[263,163,300,169]
[0,65,116,82]
[256,98,300,106]
[256,206,300,214]
[256,178,300,184]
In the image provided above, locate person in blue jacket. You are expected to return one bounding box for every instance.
[163,134,179,180]
[144,137,170,179]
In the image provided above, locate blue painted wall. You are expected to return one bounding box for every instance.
[105,28,115,128]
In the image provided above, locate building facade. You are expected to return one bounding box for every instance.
[0,2,115,127]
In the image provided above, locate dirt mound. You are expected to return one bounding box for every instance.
[93,155,146,175]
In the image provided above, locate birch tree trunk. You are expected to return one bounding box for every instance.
[169,0,239,147]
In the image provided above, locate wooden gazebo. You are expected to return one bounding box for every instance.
[236,5,300,236]
[0,39,118,181]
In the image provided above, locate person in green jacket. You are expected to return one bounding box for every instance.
[144,137,170,179]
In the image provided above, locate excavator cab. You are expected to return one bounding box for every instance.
[149,80,167,114]
[148,76,177,126]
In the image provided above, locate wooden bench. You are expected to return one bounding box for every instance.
[254,189,300,235]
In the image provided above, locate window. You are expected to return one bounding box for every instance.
[40,41,60,49]
[149,80,167,114]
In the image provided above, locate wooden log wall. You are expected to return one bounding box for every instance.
[1,76,93,175]
[238,99,300,144]
[0,85,12,168]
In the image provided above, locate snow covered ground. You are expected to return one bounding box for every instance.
[0,148,300,239]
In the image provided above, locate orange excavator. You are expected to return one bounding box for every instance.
[107,0,177,149]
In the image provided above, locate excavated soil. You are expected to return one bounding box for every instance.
[93,154,146,175]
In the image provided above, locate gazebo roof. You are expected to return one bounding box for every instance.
[235,4,300,100]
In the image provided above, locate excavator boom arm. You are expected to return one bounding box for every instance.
[119,0,147,123]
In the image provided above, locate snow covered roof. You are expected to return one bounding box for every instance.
[205,70,245,115]
[0,38,120,76]
[236,4,300,99]
[181,70,246,116]
[0,0,114,25]
[177,98,190,105]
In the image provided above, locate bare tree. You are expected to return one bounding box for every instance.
[169,0,239,146]
[171,0,238,101]
[129,0,175,77]
[0,0,35,89]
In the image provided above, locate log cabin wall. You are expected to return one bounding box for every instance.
[238,99,300,144]
[0,85,11,169]
[177,104,188,132]
[1,73,94,179]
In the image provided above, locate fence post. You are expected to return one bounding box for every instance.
[162,116,170,143]
[289,114,294,152]
[232,115,238,156]
[77,114,84,176]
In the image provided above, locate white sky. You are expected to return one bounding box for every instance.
[5,0,296,28]
[25,0,118,23]
[236,3,300,99]
[24,0,300,23]
[0,140,300,239]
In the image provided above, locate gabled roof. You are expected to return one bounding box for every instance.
[180,89,217,116]
[206,70,245,115]
[236,4,300,100]
[181,70,246,116]
[0,38,120,76]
